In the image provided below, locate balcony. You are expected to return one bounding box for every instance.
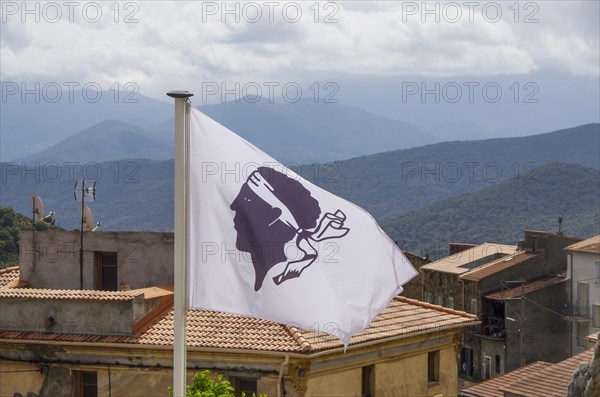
[571,304,591,319]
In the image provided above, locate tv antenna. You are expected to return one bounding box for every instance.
[74,180,98,290]
[31,195,44,268]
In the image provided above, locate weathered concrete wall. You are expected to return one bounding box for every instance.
[0,294,157,335]
[479,338,505,378]
[0,361,45,396]
[19,231,174,289]
[505,281,570,371]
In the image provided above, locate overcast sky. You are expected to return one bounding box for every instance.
[1,0,598,101]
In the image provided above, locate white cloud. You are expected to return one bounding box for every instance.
[0,1,597,99]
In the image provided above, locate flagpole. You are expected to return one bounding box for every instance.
[167,90,194,397]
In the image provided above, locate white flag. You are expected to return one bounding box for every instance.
[188,107,417,345]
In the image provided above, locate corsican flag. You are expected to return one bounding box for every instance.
[188,107,417,345]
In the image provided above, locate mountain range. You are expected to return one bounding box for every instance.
[382,162,600,258]
[1,124,598,235]
[3,92,434,164]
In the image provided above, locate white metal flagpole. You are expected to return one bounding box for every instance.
[167,90,194,397]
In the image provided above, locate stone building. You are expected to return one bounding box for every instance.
[0,230,479,397]
[421,231,580,380]
[400,251,431,300]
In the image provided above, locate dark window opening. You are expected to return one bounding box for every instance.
[234,378,257,397]
[75,371,98,397]
[95,252,117,291]
[495,354,501,374]
[460,347,474,377]
[428,351,440,384]
[362,365,375,397]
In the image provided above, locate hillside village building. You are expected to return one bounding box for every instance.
[421,231,580,380]
[565,235,600,355]
[460,343,596,397]
[0,230,479,397]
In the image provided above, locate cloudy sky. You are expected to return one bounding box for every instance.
[1,0,598,101]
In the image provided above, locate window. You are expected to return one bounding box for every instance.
[577,282,590,317]
[596,261,600,285]
[362,365,375,397]
[447,297,454,309]
[495,355,501,375]
[424,292,433,303]
[436,293,444,306]
[74,371,97,397]
[460,347,473,377]
[233,378,257,397]
[95,252,117,291]
[593,305,600,328]
[427,351,439,384]
[470,299,478,316]
[483,356,492,380]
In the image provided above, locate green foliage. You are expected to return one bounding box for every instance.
[169,370,267,397]
[382,163,600,259]
[0,206,61,269]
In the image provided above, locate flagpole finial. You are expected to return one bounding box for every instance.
[167,90,194,99]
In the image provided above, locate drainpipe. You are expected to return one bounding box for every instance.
[568,252,573,357]
[277,354,289,397]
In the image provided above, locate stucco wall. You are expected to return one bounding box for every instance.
[19,231,174,290]
[0,362,278,397]
[0,361,45,396]
[305,367,361,397]
[305,344,458,397]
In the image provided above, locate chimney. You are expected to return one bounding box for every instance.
[522,230,546,252]
[557,217,564,235]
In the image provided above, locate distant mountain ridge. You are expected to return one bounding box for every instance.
[298,123,600,220]
[381,163,600,258]
[1,124,598,233]
[3,93,434,164]
[20,120,174,163]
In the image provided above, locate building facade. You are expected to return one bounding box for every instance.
[566,235,600,356]
[422,231,580,380]
[1,230,479,397]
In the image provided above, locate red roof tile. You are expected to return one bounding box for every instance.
[1,296,479,353]
[460,252,541,282]
[461,349,595,397]
[0,288,143,301]
[484,273,567,300]
[499,349,594,397]
[0,267,19,288]
[461,362,552,397]
[564,235,600,254]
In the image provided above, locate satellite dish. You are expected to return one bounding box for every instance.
[41,212,56,225]
[32,195,45,220]
[81,206,94,231]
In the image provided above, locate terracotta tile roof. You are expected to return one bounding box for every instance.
[564,235,600,254]
[422,243,518,275]
[1,296,479,354]
[139,296,479,352]
[498,349,595,397]
[461,361,552,397]
[484,272,567,300]
[0,267,19,288]
[460,252,542,282]
[0,330,138,344]
[0,288,143,301]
